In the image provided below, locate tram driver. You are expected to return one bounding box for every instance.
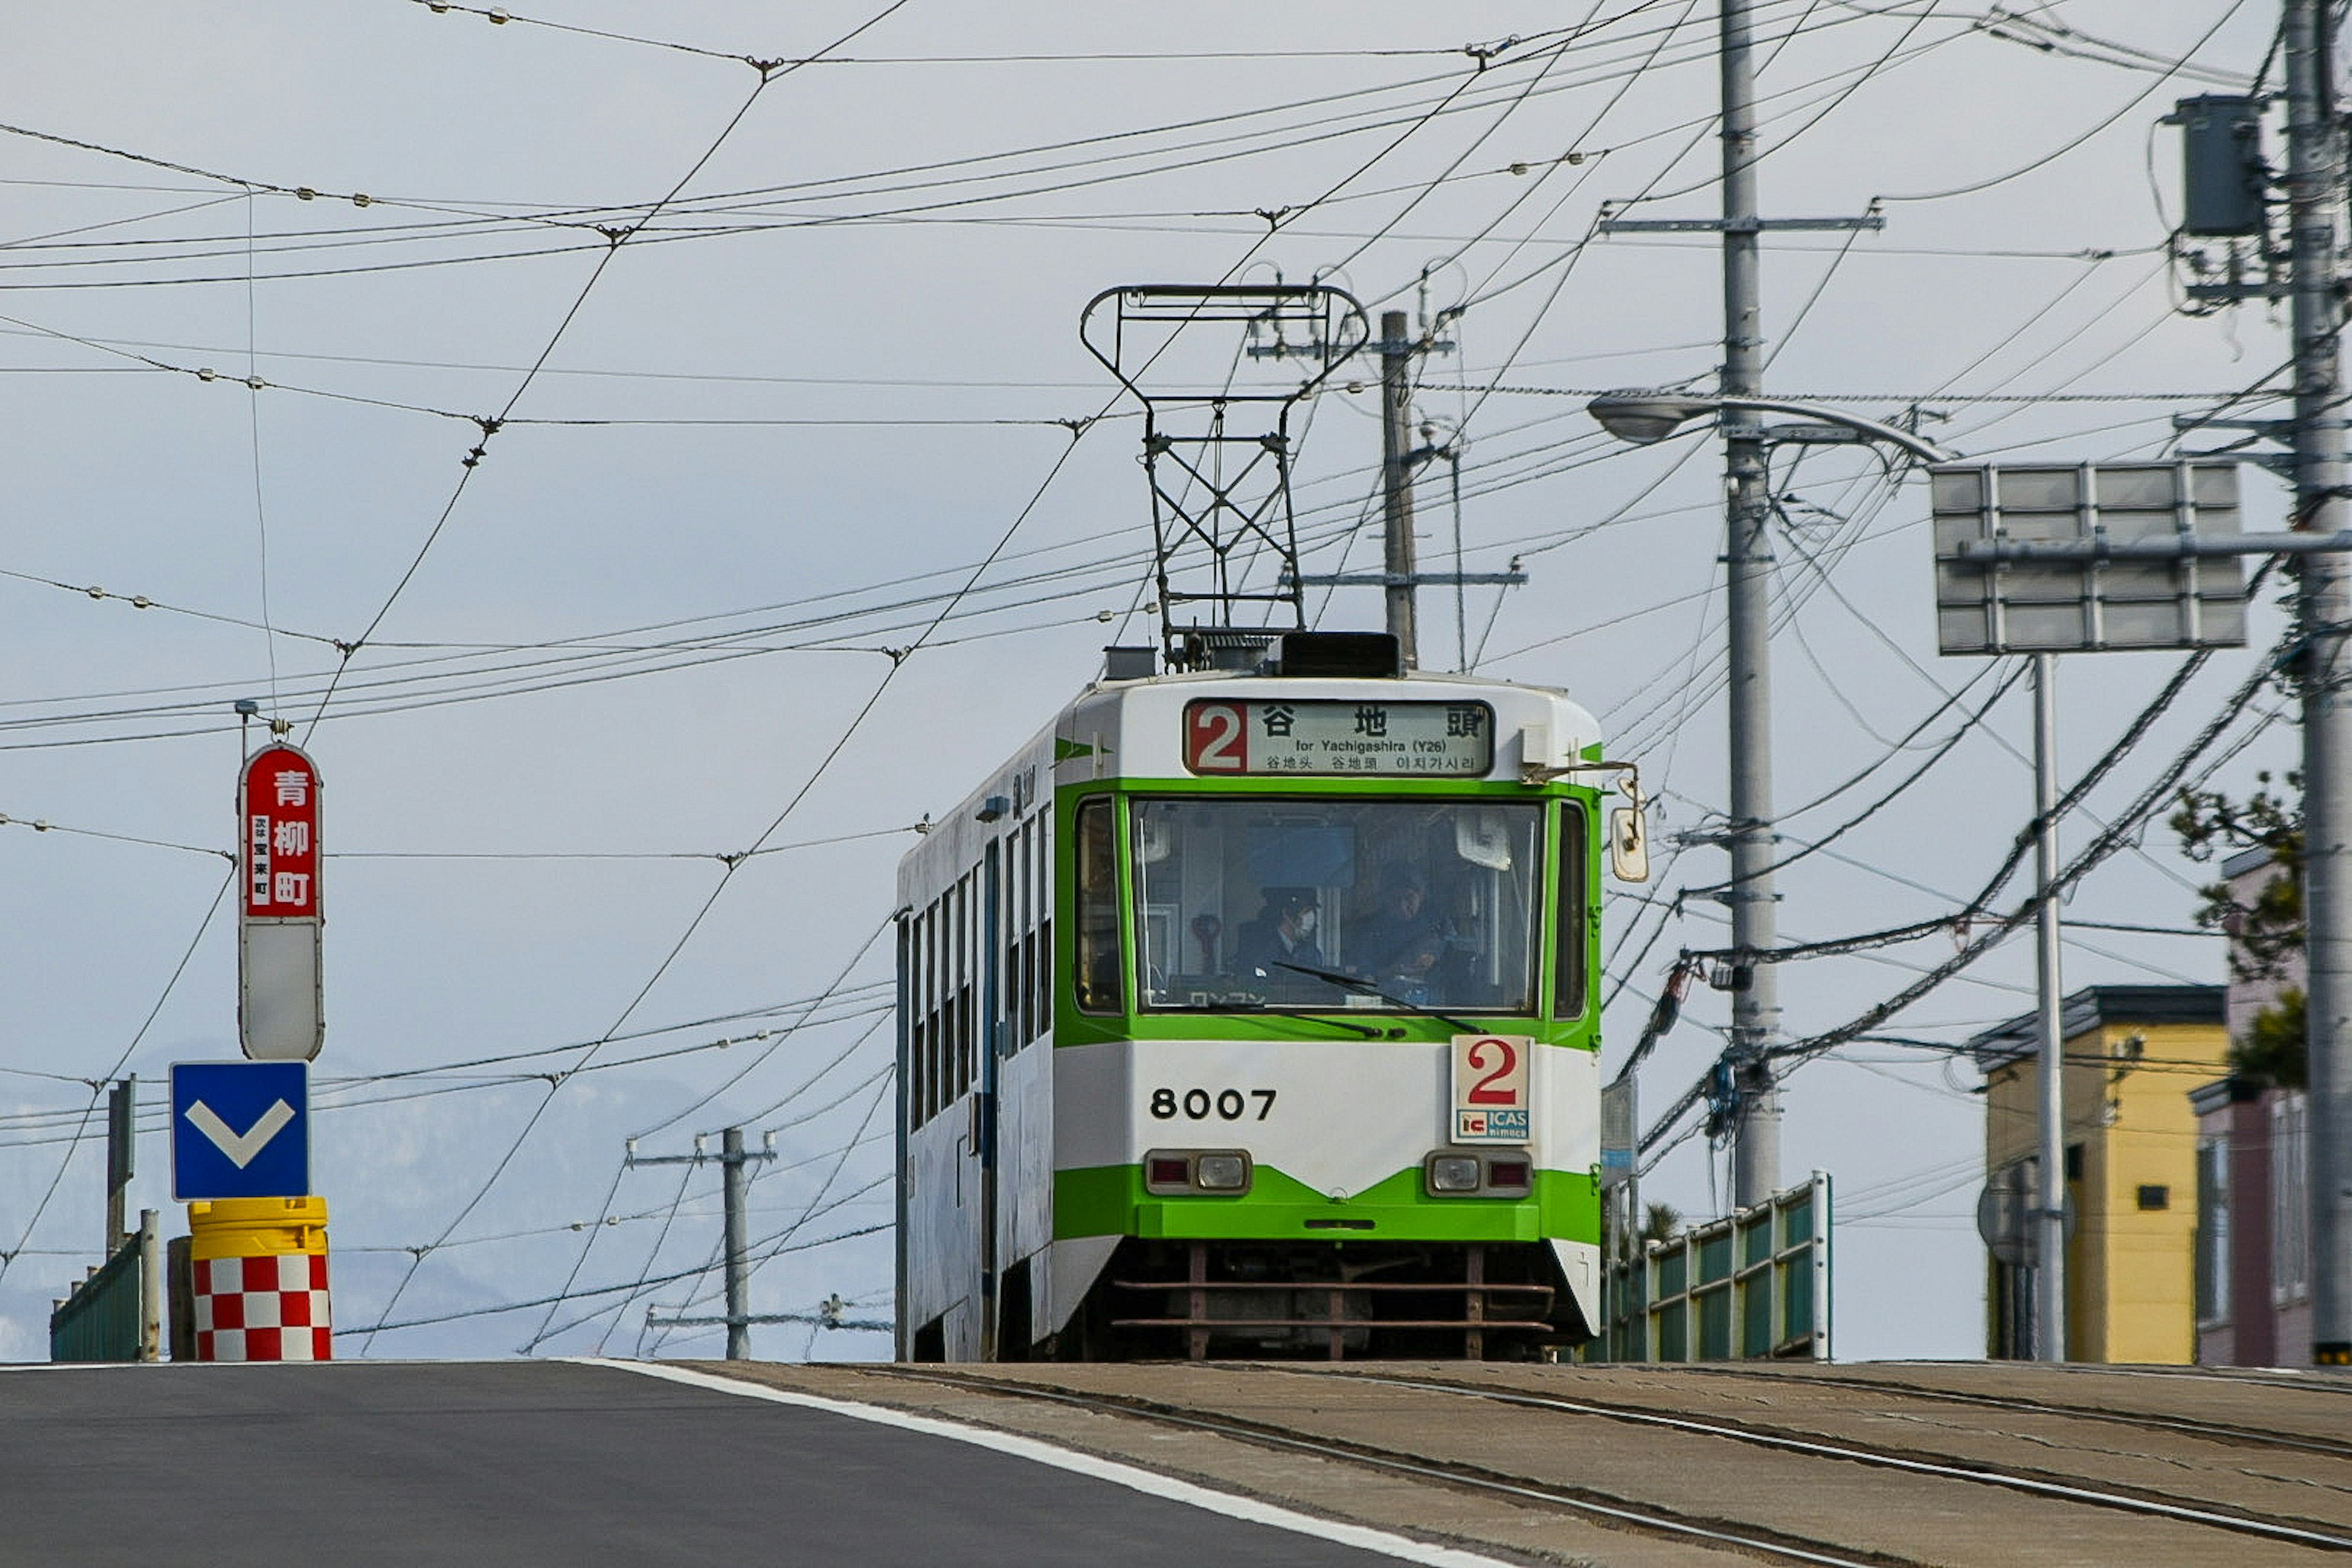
[1237,888,1337,998]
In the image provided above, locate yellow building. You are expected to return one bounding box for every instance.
[1971,985,2228,1363]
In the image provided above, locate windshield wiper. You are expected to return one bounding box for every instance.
[1287,1012,1385,1039]
[1172,988,1384,1037]
[1269,961,1485,1035]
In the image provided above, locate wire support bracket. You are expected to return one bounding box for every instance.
[1596,208,1885,235]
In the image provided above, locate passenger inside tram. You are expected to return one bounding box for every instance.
[1132,797,1541,1014]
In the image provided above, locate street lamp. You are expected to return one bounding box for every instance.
[1587,391,1958,464]
[1586,386,1956,1213]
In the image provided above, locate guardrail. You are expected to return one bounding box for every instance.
[1586,1170,1832,1362]
[49,1210,162,1363]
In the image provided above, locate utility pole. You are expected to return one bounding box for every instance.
[635,1127,778,1360]
[1293,307,1528,665]
[2030,656,2067,1360]
[1719,0,1783,1206]
[1594,3,1884,1208]
[2286,0,2352,1366]
[1381,308,1422,668]
[720,1127,753,1360]
[105,1077,135,1256]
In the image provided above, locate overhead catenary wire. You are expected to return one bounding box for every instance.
[0,0,2293,1357]
[0,866,233,1287]
[306,5,925,734]
[1637,631,2294,1159]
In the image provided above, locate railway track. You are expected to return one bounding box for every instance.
[1297,1366,2352,1553]
[857,1363,1931,1567]
[849,1361,2352,1564]
[1678,1364,2352,1461]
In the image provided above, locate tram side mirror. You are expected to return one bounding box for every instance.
[1608,799,1650,884]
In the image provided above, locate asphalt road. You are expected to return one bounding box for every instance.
[0,1361,1431,1567]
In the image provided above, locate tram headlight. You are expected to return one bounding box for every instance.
[1194,1153,1251,1191]
[1427,1155,1482,1193]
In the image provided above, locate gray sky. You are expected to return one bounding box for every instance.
[0,1,2293,1362]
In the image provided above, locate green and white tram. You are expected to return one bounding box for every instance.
[895,632,1639,1361]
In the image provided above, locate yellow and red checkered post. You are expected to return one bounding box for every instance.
[186,1196,331,1362]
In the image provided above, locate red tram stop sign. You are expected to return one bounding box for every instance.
[239,744,325,1061]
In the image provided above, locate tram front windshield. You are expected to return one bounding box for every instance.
[1133,797,1544,1014]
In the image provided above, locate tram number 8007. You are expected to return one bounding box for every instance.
[1150,1087,1276,1122]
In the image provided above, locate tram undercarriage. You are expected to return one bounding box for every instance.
[1044,1238,1586,1362]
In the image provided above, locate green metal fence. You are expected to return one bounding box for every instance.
[49,1213,159,1363]
[1586,1170,1831,1362]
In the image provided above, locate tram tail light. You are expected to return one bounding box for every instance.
[1144,1151,1253,1195]
[1426,1152,1534,1196]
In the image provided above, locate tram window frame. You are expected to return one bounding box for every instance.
[1035,813,1054,1038]
[935,893,951,1114]
[904,912,922,1128]
[1129,793,1547,1016]
[1553,802,1589,1021]
[916,902,937,1126]
[927,900,946,1122]
[1014,816,1040,1048]
[1073,795,1121,1015]
[954,873,974,1101]
[1000,839,1017,1058]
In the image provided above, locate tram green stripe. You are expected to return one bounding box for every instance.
[1052,1164,1599,1243]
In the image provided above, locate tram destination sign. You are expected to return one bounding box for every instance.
[1183,698,1493,776]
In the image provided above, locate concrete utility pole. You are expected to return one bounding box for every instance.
[1381,308,1422,668]
[720,1126,753,1361]
[105,1077,135,1256]
[2286,0,2352,1366]
[1297,312,1525,668]
[1593,6,1886,1206]
[2030,656,2067,1360]
[633,1127,777,1360]
[1719,0,1784,1206]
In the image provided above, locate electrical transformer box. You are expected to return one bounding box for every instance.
[2172,94,2266,238]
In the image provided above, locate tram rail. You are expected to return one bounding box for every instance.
[1305,1366,2352,1553]
[854,1363,1928,1568]
[839,1362,2352,1562]
[1683,1364,2352,1461]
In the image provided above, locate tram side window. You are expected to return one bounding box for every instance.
[926,893,945,1114]
[912,907,931,1128]
[902,915,922,1127]
[1012,818,1041,1049]
[953,875,974,1101]
[1009,823,1025,1046]
[1035,815,1053,1037]
[926,893,945,1128]
[1553,805,1588,1020]
[1074,796,1120,1014]
[963,870,980,1089]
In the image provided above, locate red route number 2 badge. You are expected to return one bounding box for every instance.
[1451,1034,1532,1144]
[241,744,322,919]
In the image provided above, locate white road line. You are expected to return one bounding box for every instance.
[582,1359,1526,1568]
